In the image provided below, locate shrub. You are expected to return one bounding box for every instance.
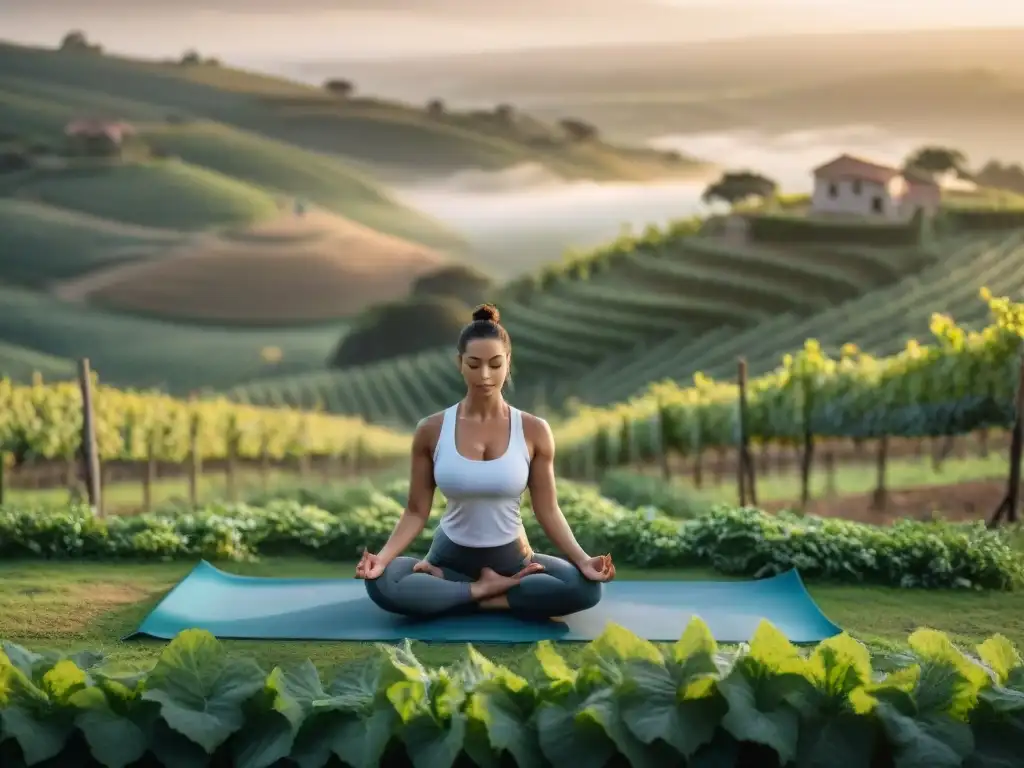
[410,264,495,306]
[329,295,468,367]
[2,492,1020,589]
[1,621,1022,767]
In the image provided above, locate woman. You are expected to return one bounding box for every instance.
[355,303,615,618]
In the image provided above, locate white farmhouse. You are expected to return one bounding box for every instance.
[810,154,941,221]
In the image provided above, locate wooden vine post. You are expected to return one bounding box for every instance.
[736,358,757,506]
[989,354,1024,528]
[77,358,102,516]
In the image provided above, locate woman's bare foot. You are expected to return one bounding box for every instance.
[412,560,445,578]
[469,563,544,602]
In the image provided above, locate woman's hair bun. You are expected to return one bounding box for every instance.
[471,303,500,324]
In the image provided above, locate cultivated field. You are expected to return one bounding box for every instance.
[231,220,1024,426]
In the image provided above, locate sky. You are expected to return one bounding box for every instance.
[5,0,1024,61]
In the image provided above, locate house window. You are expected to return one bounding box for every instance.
[871,196,883,213]
[828,183,837,198]
[852,180,862,195]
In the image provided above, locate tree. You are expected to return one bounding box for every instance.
[426,99,445,117]
[494,104,515,124]
[904,146,968,177]
[559,118,599,142]
[329,296,469,368]
[411,264,494,306]
[59,30,101,53]
[180,49,201,65]
[701,171,778,207]
[324,79,354,98]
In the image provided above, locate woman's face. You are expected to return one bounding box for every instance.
[458,338,509,394]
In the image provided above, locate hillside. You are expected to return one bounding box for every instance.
[227,216,959,425]
[0,285,348,392]
[69,210,449,324]
[0,41,709,183]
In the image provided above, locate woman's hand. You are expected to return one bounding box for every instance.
[578,554,616,582]
[355,550,386,580]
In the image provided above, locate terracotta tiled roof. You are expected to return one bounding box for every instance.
[813,154,901,184]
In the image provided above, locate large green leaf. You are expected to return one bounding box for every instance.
[535,695,616,768]
[140,629,266,753]
[0,651,74,765]
[618,658,725,758]
[795,711,876,768]
[68,687,147,768]
[231,660,327,768]
[875,703,974,768]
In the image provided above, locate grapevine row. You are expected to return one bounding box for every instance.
[0,378,410,464]
[552,290,1024,475]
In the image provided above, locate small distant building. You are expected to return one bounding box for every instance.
[810,154,941,221]
[64,119,136,157]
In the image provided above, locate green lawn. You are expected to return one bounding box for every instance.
[1,557,1020,673]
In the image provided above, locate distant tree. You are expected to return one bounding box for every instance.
[324,79,355,98]
[60,31,88,50]
[701,171,778,207]
[559,118,599,142]
[904,146,968,177]
[180,49,202,65]
[59,30,102,53]
[494,104,515,123]
[330,295,468,368]
[426,98,445,116]
[411,264,494,306]
[974,160,1024,195]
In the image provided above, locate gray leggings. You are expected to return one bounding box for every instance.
[364,528,602,618]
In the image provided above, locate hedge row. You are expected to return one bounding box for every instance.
[1,620,1022,768]
[2,483,1020,589]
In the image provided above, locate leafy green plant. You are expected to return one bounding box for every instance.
[1,619,1022,767]
[1,483,1021,589]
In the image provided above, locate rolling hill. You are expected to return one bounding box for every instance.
[69,210,449,324]
[0,41,709,183]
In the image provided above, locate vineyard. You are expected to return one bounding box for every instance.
[0,377,409,467]
[227,217,959,425]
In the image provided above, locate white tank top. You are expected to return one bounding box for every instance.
[432,402,531,547]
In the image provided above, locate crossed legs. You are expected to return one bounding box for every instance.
[364,553,602,619]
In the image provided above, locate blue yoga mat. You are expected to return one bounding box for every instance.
[128,561,841,644]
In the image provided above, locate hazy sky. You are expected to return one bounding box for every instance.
[5,0,1024,61]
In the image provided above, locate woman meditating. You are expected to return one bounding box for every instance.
[355,304,615,619]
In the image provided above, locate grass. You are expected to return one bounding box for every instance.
[688,453,1009,506]
[1,556,1020,672]
[3,450,1006,531]
[0,198,185,288]
[13,160,280,231]
[136,122,465,251]
[0,340,75,381]
[0,284,348,392]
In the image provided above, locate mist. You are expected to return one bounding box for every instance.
[392,124,926,278]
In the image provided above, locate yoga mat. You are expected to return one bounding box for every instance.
[127,561,841,644]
